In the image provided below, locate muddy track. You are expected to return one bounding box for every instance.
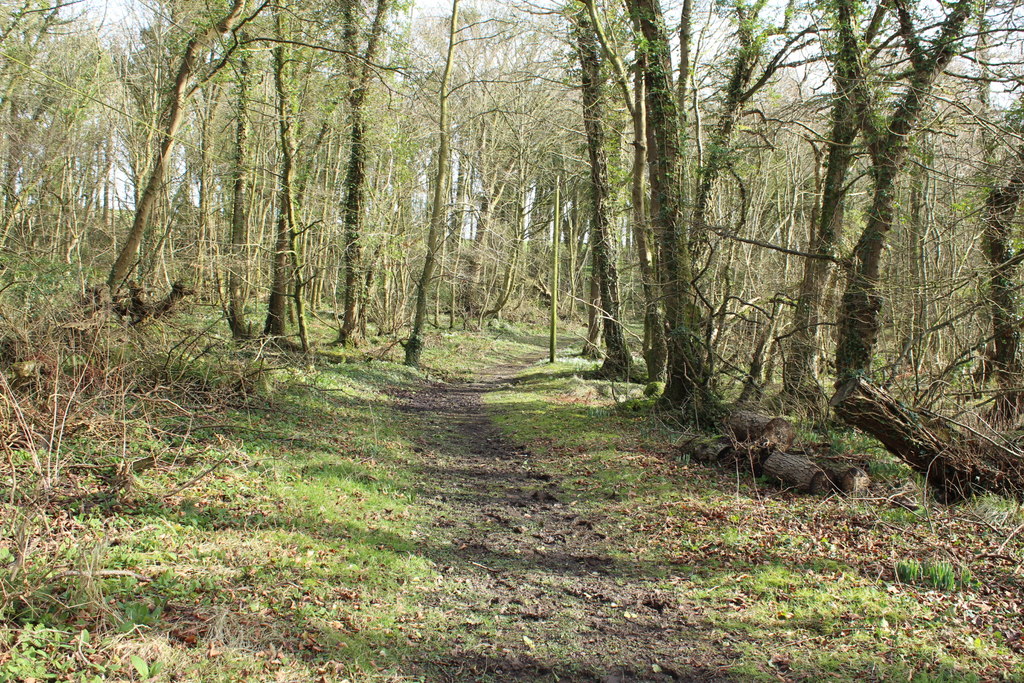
[393,359,734,683]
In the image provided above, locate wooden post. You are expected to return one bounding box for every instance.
[550,178,560,363]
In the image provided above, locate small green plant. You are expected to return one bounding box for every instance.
[896,559,923,584]
[117,601,165,633]
[923,561,957,592]
[129,655,165,680]
[896,560,975,592]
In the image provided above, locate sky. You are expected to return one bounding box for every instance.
[81,0,456,28]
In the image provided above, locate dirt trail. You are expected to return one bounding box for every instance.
[393,357,731,682]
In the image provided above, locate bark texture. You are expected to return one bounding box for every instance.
[573,7,632,380]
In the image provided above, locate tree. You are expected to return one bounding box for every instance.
[833,0,973,384]
[406,0,459,367]
[571,3,632,380]
[337,0,392,347]
[783,0,888,405]
[107,0,252,292]
[626,0,718,423]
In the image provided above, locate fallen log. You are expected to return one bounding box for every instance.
[762,451,829,493]
[688,411,871,495]
[762,451,869,495]
[688,436,733,464]
[831,377,1024,502]
[725,411,796,451]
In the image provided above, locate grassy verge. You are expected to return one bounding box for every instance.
[0,324,538,682]
[486,357,1024,682]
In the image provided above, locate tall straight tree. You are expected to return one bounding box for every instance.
[107,0,250,291]
[227,37,252,339]
[582,0,666,382]
[626,0,718,423]
[571,4,632,380]
[337,0,392,347]
[406,0,459,367]
[264,9,303,342]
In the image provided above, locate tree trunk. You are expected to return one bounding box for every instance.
[631,53,666,383]
[264,14,300,339]
[982,150,1024,418]
[627,0,718,424]
[833,0,972,383]
[583,261,603,359]
[573,7,632,380]
[832,378,1024,502]
[784,0,864,402]
[107,0,250,291]
[406,0,459,367]
[227,41,251,339]
[337,0,390,347]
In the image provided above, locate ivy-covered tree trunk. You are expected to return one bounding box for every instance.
[834,0,972,383]
[572,6,632,380]
[337,0,390,347]
[783,0,868,403]
[626,0,718,424]
[982,151,1024,418]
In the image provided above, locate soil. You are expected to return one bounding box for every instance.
[393,358,736,682]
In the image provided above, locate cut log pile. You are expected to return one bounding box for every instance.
[687,410,870,496]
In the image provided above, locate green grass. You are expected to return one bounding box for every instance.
[4,325,1023,682]
[0,325,543,682]
[483,357,1024,682]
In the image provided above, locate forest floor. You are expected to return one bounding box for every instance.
[3,325,1024,682]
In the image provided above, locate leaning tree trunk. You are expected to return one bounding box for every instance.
[406,0,458,367]
[573,7,632,380]
[108,0,249,291]
[832,378,1024,502]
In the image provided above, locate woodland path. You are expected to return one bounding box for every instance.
[391,355,732,682]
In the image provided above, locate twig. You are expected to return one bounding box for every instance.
[997,522,1024,554]
[58,569,150,582]
[163,453,236,498]
[470,561,499,573]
